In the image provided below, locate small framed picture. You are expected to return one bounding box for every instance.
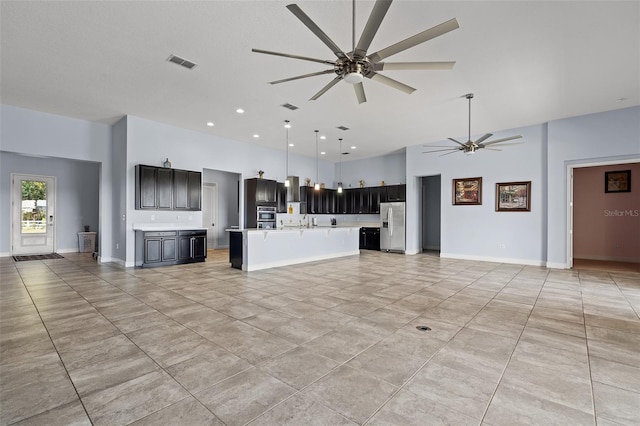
[496,181,531,212]
[604,170,631,193]
[453,177,482,205]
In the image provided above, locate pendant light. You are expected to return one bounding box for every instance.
[284,120,291,187]
[314,130,320,191]
[337,138,343,193]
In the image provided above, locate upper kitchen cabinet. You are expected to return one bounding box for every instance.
[276,182,287,213]
[246,178,277,205]
[135,165,201,211]
[173,169,202,211]
[135,165,173,210]
[385,184,406,202]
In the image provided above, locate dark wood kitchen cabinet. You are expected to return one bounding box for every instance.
[359,227,380,251]
[385,184,406,202]
[277,182,287,213]
[135,165,201,211]
[246,178,277,204]
[178,230,207,263]
[136,165,173,210]
[173,169,202,211]
[136,229,207,267]
[140,231,178,266]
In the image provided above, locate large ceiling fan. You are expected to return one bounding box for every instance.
[423,93,523,155]
[252,0,459,104]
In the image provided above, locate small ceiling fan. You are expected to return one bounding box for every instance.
[252,0,459,104]
[423,93,523,155]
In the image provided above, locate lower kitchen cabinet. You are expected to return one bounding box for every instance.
[178,230,207,263]
[136,229,206,267]
[359,227,380,251]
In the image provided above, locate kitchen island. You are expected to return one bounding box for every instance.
[227,226,360,271]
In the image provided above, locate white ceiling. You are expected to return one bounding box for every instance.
[1,1,638,161]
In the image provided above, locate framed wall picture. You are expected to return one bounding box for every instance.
[496,181,531,212]
[604,170,631,193]
[453,177,482,205]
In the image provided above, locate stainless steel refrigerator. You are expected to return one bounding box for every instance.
[380,202,406,252]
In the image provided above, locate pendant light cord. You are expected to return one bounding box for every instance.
[315,130,319,187]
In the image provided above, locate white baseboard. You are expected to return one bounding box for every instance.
[57,248,79,254]
[546,262,569,269]
[0,252,10,258]
[440,252,546,267]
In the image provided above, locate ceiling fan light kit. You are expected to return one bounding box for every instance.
[253,0,459,104]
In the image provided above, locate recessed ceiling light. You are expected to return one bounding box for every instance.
[236,108,244,114]
[253,134,259,138]
[351,146,356,150]
[288,143,294,147]
[320,136,326,140]
[206,122,214,127]
[321,151,326,155]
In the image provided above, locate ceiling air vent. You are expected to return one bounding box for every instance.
[281,103,299,111]
[337,126,350,131]
[167,54,198,70]
[341,152,350,155]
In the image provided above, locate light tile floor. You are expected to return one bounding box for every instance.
[1,251,639,425]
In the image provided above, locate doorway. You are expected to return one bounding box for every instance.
[421,175,441,253]
[203,183,219,249]
[11,174,57,255]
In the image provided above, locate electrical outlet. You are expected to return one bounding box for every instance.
[498,243,506,249]
[122,214,126,221]
[116,243,119,249]
[151,214,155,221]
[176,215,180,220]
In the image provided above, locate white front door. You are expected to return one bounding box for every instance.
[203,183,218,249]
[11,174,56,255]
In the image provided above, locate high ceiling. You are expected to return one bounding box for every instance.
[1,1,638,161]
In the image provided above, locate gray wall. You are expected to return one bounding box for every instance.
[0,152,100,254]
[0,105,114,261]
[203,169,240,248]
[422,175,441,251]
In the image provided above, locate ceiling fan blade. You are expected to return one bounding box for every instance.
[483,147,502,151]
[423,145,462,148]
[369,72,415,94]
[447,138,467,147]
[252,48,337,66]
[440,150,461,157]
[286,4,348,60]
[269,69,336,85]
[479,135,523,147]
[482,142,523,147]
[354,82,367,104]
[474,133,493,144]
[353,0,393,59]
[422,147,460,154]
[368,18,460,63]
[310,76,342,100]
[374,61,455,71]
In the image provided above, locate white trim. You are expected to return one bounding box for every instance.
[566,156,640,270]
[440,252,546,267]
[57,248,79,253]
[546,261,568,269]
